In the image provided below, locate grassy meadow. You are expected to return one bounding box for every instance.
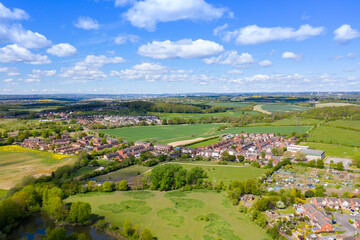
[185,137,221,148]
[66,190,270,240]
[102,124,311,144]
[205,102,250,108]
[260,104,312,113]
[308,126,360,147]
[152,110,258,120]
[325,120,360,130]
[167,162,268,185]
[0,145,76,189]
[300,142,360,160]
[94,165,151,183]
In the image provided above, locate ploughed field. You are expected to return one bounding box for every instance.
[0,145,76,189]
[66,190,270,240]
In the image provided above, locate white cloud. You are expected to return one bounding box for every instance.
[259,60,272,67]
[203,51,254,68]
[114,0,135,7]
[111,62,205,83]
[138,39,224,59]
[334,24,360,43]
[59,55,125,80]
[0,2,28,20]
[123,0,228,31]
[0,24,51,49]
[347,52,357,59]
[0,66,19,76]
[282,51,302,61]
[222,24,325,45]
[0,44,51,64]
[46,43,77,57]
[213,23,228,36]
[114,34,139,44]
[28,69,57,79]
[227,69,243,75]
[74,16,99,30]
[23,78,40,83]
[3,78,13,82]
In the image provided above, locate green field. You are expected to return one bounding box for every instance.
[249,118,321,126]
[152,110,257,120]
[101,124,224,144]
[325,120,360,130]
[260,104,312,113]
[66,190,270,240]
[308,126,360,147]
[94,165,151,182]
[167,162,268,185]
[102,124,311,144]
[0,189,8,198]
[0,145,76,189]
[205,102,250,108]
[301,142,360,160]
[186,137,221,148]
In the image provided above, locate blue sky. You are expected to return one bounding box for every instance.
[0,0,359,94]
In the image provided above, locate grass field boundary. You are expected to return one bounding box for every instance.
[183,135,220,147]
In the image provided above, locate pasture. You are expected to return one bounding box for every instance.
[166,162,268,185]
[152,110,257,120]
[308,126,360,147]
[300,142,360,160]
[249,118,321,126]
[259,104,312,113]
[315,103,356,108]
[94,165,151,182]
[185,137,221,148]
[205,102,250,108]
[102,124,312,144]
[0,145,76,189]
[66,190,270,240]
[325,120,360,130]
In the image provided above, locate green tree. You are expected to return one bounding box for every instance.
[140,229,153,240]
[68,201,91,225]
[123,220,134,237]
[316,159,324,169]
[294,151,306,161]
[304,190,315,198]
[283,151,292,160]
[117,180,129,191]
[101,138,107,144]
[335,161,344,171]
[101,181,115,192]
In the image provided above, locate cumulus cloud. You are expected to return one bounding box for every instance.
[0,2,28,20]
[203,51,254,68]
[47,43,77,57]
[3,78,13,82]
[59,55,125,80]
[0,66,19,76]
[282,51,302,61]
[111,62,207,83]
[74,16,99,30]
[28,69,56,79]
[0,44,51,64]
[259,60,272,67]
[213,23,228,36]
[227,69,243,75]
[23,78,40,83]
[114,0,135,7]
[138,39,224,59]
[221,24,325,45]
[123,0,228,31]
[0,24,51,49]
[347,52,357,59]
[114,34,139,44]
[334,24,360,43]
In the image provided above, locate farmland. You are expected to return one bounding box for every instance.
[315,102,357,108]
[205,102,250,108]
[0,145,76,189]
[325,120,360,130]
[102,124,312,144]
[166,162,268,185]
[152,110,258,120]
[258,104,312,113]
[300,142,360,160]
[249,118,321,126]
[186,137,221,148]
[66,190,270,240]
[308,126,360,147]
[94,165,151,183]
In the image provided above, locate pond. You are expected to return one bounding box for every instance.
[7,213,117,240]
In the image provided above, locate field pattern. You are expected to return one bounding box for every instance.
[66,190,270,240]
[308,126,360,147]
[152,111,257,120]
[102,124,311,144]
[301,142,360,160]
[260,104,312,113]
[0,145,75,189]
[325,120,360,130]
[205,102,250,108]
